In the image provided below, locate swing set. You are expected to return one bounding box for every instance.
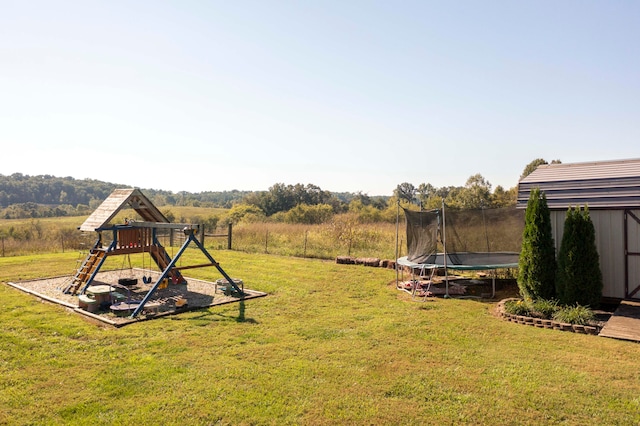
[66,188,244,319]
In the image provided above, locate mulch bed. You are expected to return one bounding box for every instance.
[6,268,267,327]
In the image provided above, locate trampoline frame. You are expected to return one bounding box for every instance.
[395,200,520,298]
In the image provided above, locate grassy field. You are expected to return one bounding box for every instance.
[232,221,398,260]
[0,206,227,254]
[0,206,524,262]
[0,211,401,260]
[1,251,640,425]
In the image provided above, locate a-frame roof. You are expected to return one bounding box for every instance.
[517,158,640,210]
[79,188,168,232]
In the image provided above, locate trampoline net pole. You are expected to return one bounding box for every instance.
[442,200,449,298]
[395,200,400,288]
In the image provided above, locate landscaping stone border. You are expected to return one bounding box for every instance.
[496,298,600,335]
[336,256,396,269]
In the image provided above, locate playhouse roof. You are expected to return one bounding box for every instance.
[79,188,168,232]
[517,158,640,210]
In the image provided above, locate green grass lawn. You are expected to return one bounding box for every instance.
[1,251,640,425]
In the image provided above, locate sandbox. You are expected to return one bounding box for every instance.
[7,268,267,327]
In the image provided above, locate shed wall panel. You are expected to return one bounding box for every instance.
[628,210,640,253]
[591,210,626,299]
[550,210,626,299]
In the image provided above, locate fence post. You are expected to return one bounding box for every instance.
[304,230,308,258]
[227,223,232,250]
[61,235,65,253]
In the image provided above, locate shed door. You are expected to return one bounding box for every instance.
[625,210,640,299]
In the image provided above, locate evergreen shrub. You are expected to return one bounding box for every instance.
[556,206,603,308]
[517,188,556,301]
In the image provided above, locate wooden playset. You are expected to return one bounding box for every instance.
[63,188,243,318]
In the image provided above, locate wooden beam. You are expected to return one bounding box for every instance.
[128,221,199,230]
[105,246,149,256]
[173,262,219,271]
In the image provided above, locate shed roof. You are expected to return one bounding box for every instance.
[517,158,640,210]
[79,188,168,232]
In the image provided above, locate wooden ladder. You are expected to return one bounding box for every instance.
[64,249,106,295]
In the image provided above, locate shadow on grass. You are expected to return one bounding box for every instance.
[236,300,256,323]
[172,300,258,325]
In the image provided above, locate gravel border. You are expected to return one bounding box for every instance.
[7,268,267,327]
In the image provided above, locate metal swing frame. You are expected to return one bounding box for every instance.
[130,224,243,318]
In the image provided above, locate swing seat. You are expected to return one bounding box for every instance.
[110,292,127,303]
[110,301,141,317]
[118,277,138,286]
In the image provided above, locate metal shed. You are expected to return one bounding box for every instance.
[517,158,640,301]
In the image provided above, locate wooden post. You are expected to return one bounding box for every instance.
[227,223,232,250]
[199,224,205,245]
[169,229,174,247]
[304,230,308,258]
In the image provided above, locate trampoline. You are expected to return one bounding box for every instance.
[397,252,520,271]
[395,203,524,297]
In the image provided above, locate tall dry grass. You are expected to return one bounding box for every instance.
[230,221,399,260]
[0,208,524,262]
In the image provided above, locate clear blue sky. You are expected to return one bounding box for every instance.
[2,1,638,195]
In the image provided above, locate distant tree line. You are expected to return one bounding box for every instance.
[0,159,552,221]
[393,173,517,210]
[0,173,117,208]
[0,173,256,211]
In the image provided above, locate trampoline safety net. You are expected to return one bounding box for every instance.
[403,206,525,269]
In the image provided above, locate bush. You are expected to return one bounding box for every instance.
[531,299,559,319]
[506,299,596,326]
[505,299,559,319]
[222,203,266,225]
[518,188,556,301]
[504,299,533,316]
[556,206,603,308]
[552,304,596,325]
[284,204,334,224]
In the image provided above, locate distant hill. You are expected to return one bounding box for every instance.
[0,173,382,220]
[0,173,120,208]
[0,173,253,218]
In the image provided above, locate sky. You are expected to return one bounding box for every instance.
[1,1,639,196]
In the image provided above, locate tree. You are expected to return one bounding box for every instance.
[394,182,417,204]
[222,203,266,224]
[285,203,334,224]
[520,158,562,180]
[458,174,492,209]
[422,195,444,210]
[347,199,383,223]
[244,183,338,217]
[520,158,547,180]
[331,213,362,256]
[416,183,435,207]
[517,187,556,301]
[556,206,603,308]
[491,185,517,207]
